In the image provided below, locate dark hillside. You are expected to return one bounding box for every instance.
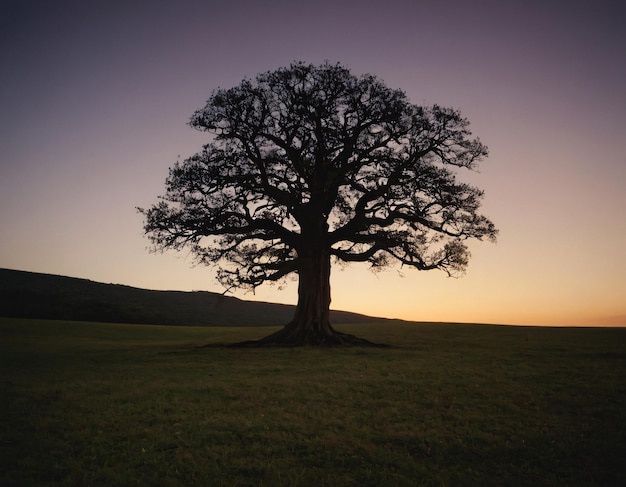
[0,268,378,326]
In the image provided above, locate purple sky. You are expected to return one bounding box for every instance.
[1,0,625,325]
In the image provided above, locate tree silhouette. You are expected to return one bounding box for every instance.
[139,62,497,345]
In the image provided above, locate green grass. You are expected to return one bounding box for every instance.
[1,318,625,486]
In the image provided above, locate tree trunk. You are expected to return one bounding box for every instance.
[276,244,337,344]
[248,241,341,345]
[231,219,381,347]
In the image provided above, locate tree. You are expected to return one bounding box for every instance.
[139,62,497,346]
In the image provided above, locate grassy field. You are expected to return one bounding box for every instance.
[1,318,625,486]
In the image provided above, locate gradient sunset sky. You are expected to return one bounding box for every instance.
[1,0,624,326]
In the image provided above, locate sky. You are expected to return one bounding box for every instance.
[1,0,625,326]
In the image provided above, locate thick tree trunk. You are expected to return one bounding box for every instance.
[233,249,382,346]
[268,245,337,344]
[246,242,343,345]
[231,218,382,347]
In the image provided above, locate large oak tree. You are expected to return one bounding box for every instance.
[139,62,497,345]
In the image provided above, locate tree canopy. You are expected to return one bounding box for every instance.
[139,62,497,345]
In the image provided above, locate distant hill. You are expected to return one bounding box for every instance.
[0,268,380,326]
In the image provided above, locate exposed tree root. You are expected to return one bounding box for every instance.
[228,322,388,348]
